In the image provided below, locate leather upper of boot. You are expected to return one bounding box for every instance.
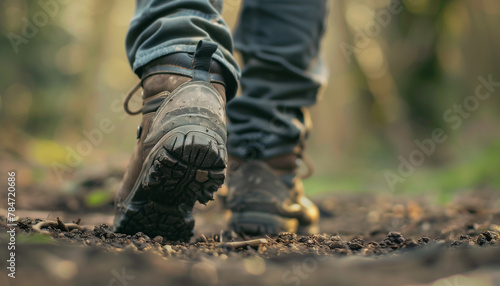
[116,53,230,210]
[225,154,319,226]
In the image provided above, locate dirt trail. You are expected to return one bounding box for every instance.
[1,189,500,285]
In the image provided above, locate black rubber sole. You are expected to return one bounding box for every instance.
[229,211,299,236]
[114,126,226,242]
[229,211,320,236]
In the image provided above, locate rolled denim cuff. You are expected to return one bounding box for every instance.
[133,42,240,101]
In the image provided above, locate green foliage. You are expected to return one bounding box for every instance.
[16,233,56,245]
[85,189,113,208]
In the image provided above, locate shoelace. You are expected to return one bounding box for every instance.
[123,81,142,115]
[297,153,315,180]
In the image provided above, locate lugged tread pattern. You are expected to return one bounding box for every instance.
[229,212,299,236]
[231,222,284,236]
[114,129,226,242]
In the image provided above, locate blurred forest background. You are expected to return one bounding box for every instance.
[1,0,499,204]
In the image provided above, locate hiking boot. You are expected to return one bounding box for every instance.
[114,41,231,242]
[225,154,320,235]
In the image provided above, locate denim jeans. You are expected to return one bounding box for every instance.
[126,0,329,160]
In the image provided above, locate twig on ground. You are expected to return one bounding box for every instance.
[32,219,86,235]
[219,238,268,249]
[56,217,69,232]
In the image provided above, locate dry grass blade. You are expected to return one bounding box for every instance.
[219,238,268,249]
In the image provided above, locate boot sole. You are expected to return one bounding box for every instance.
[229,211,320,236]
[114,125,227,242]
[229,211,299,236]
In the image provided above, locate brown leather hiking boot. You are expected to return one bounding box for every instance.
[114,41,231,242]
[225,154,320,236]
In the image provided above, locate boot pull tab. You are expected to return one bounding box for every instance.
[192,40,218,82]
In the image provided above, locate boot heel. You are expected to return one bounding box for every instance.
[156,125,227,204]
[114,125,227,242]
